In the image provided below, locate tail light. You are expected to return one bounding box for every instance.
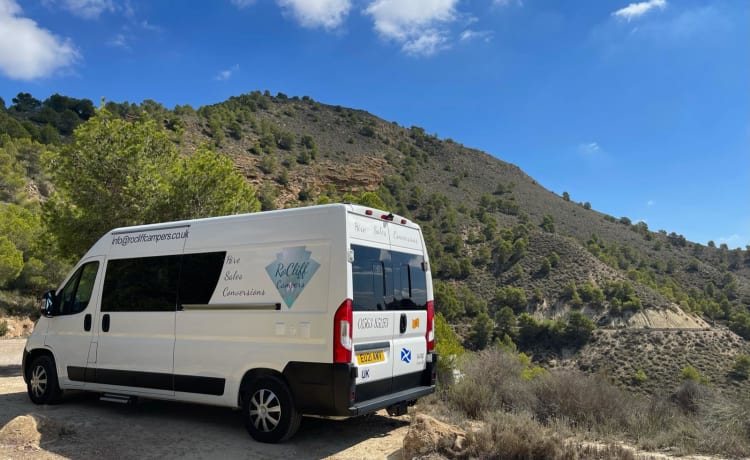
[426,300,435,352]
[334,299,353,363]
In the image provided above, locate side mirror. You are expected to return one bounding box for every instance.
[40,290,56,317]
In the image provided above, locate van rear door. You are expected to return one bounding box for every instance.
[350,241,429,403]
[351,244,397,399]
[388,251,428,393]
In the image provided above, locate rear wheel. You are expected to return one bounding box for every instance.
[27,355,62,404]
[242,375,301,443]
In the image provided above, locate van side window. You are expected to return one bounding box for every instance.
[57,262,100,315]
[102,255,181,312]
[101,252,226,312]
[178,252,226,305]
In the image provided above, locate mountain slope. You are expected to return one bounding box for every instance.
[169,93,749,323]
[2,91,749,396]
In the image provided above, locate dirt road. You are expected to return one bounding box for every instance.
[0,339,411,459]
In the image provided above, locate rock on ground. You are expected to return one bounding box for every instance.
[402,413,468,460]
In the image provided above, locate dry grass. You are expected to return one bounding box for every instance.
[442,347,750,459]
[465,412,641,460]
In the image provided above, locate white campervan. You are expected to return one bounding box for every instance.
[23,203,437,443]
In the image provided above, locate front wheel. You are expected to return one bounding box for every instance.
[242,375,301,443]
[27,355,62,404]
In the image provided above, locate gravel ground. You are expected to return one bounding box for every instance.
[0,339,411,459]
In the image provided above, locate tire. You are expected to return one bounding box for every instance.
[27,355,63,405]
[242,375,301,443]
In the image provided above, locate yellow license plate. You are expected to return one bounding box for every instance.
[357,351,385,365]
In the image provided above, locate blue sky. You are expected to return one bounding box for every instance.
[0,0,747,248]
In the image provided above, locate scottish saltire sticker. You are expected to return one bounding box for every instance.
[266,246,320,309]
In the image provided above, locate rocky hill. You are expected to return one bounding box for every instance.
[1,91,749,396]
[173,92,749,322]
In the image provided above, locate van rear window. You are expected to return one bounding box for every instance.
[351,245,427,311]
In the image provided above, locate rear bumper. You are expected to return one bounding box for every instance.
[348,385,435,416]
[283,352,437,417]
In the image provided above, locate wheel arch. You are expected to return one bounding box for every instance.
[237,368,288,407]
[24,348,55,383]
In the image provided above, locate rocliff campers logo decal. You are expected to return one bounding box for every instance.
[265,246,320,309]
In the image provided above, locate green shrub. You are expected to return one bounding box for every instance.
[540,214,555,233]
[680,365,709,384]
[519,353,546,380]
[549,251,560,267]
[632,369,648,385]
[0,320,7,337]
[258,155,277,174]
[539,258,551,276]
[467,311,494,350]
[563,311,594,346]
[730,354,750,380]
[276,131,295,150]
[434,312,464,384]
[493,286,527,313]
[358,125,375,137]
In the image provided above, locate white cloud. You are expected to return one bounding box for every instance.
[107,19,161,52]
[230,0,256,9]
[109,33,129,49]
[215,64,239,81]
[402,30,447,56]
[61,0,115,19]
[612,0,666,22]
[365,0,458,56]
[460,29,493,43]
[0,0,79,80]
[140,20,161,32]
[494,0,522,6]
[578,142,602,155]
[277,0,351,30]
[647,200,655,206]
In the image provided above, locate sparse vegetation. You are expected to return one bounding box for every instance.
[439,347,750,458]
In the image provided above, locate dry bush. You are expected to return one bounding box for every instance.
[692,388,750,457]
[532,369,632,434]
[448,348,538,418]
[447,347,750,459]
[671,379,710,414]
[466,411,566,460]
[467,412,637,460]
[625,396,693,452]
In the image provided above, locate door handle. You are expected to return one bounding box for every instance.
[400,313,407,334]
[84,314,92,331]
[102,314,110,332]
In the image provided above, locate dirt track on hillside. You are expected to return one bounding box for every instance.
[0,339,411,459]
